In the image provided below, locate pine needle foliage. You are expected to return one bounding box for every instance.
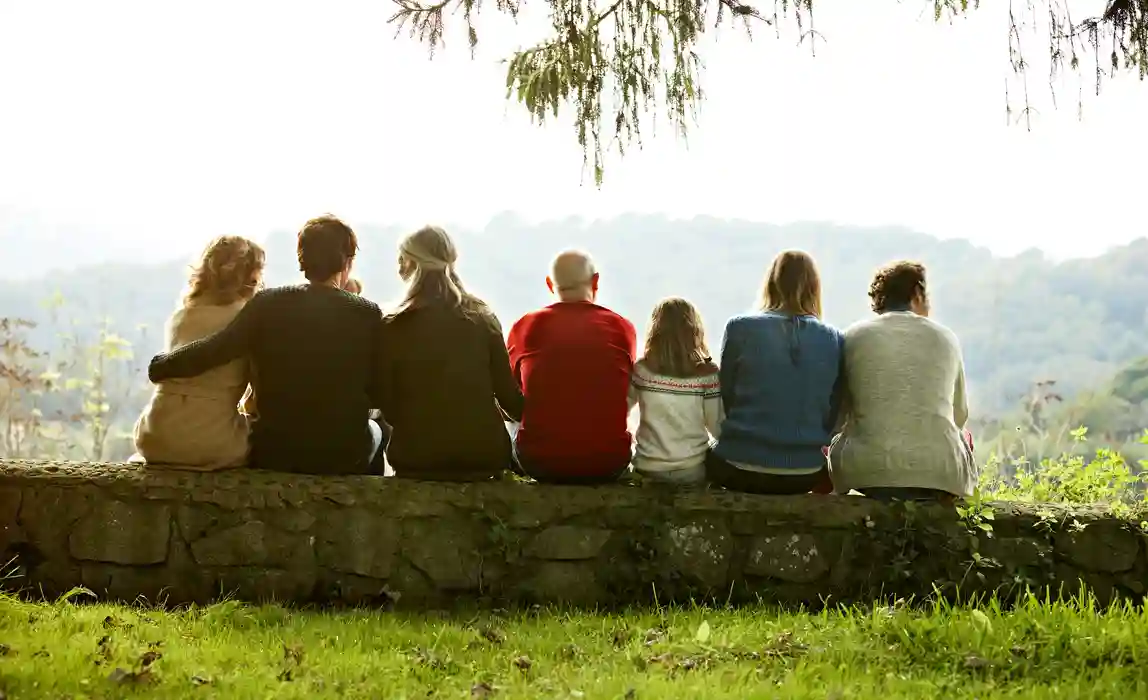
[390,0,1148,185]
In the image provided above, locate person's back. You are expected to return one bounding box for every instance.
[239,285,382,471]
[508,250,637,482]
[147,216,386,475]
[379,226,524,480]
[829,260,976,499]
[707,250,842,495]
[136,238,263,469]
[714,312,842,464]
[629,297,723,485]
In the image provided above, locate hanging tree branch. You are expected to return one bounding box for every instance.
[390,0,1148,185]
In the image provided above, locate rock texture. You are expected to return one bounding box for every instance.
[0,460,1145,608]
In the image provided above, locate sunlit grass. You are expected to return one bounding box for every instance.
[1,591,1147,698]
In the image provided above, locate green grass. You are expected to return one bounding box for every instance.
[2,594,1148,698]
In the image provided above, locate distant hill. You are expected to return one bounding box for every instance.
[2,213,1147,419]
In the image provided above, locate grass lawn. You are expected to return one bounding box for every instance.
[1,593,1147,699]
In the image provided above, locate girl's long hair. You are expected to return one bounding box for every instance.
[391,225,485,318]
[758,249,823,319]
[183,236,265,307]
[642,297,712,377]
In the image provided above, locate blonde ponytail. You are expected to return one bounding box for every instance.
[391,226,485,319]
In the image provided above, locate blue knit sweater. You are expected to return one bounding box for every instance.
[712,311,845,470]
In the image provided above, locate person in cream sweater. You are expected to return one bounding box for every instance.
[133,235,264,469]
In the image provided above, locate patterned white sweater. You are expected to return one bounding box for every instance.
[628,360,724,483]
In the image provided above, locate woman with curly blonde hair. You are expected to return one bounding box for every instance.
[134,235,265,469]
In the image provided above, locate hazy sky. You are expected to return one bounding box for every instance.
[0,0,1143,259]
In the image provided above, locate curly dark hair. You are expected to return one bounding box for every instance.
[868,260,927,313]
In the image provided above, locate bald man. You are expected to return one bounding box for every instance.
[506,250,638,483]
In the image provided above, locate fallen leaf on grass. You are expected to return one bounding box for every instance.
[512,655,532,671]
[283,644,305,665]
[611,628,631,648]
[191,675,213,686]
[471,681,496,697]
[139,650,162,668]
[108,667,155,685]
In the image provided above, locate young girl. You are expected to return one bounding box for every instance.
[629,297,723,484]
[134,236,264,469]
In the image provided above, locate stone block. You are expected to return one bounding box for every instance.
[20,486,92,557]
[520,561,603,604]
[745,532,831,583]
[0,487,23,552]
[190,520,311,569]
[316,508,400,579]
[661,518,733,590]
[402,518,483,591]
[980,536,1051,569]
[209,566,316,602]
[526,526,612,560]
[176,505,220,542]
[69,500,171,565]
[1056,521,1139,573]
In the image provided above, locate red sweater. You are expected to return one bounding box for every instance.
[507,301,637,476]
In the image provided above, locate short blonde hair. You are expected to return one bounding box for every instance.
[184,236,265,306]
[758,249,823,318]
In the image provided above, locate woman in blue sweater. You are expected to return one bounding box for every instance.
[707,250,844,494]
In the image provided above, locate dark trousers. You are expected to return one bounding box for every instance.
[705,451,832,495]
[510,443,631,485]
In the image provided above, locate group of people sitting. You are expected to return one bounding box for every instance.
[134,214,977,503]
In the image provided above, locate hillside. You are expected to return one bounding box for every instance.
[2,214,1147,420]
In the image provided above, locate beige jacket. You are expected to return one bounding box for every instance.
[133,300,251,469]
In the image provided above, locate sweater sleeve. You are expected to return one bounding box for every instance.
[703,392,724,439]
[376,317,399,423]
[367,312,389,414]
[487,313,524,423]
[953,352,970,430]
[718,319,739,412]
[506,315,525,386]
[826,332,849,433]
[148,293,262,383]
[623,318,638,364]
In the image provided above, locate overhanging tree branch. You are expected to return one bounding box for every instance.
[391,0,1148,186]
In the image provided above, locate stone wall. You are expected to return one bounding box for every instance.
[0,460,1145,608]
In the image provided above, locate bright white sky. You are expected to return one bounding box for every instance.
[0,0,1143,259]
